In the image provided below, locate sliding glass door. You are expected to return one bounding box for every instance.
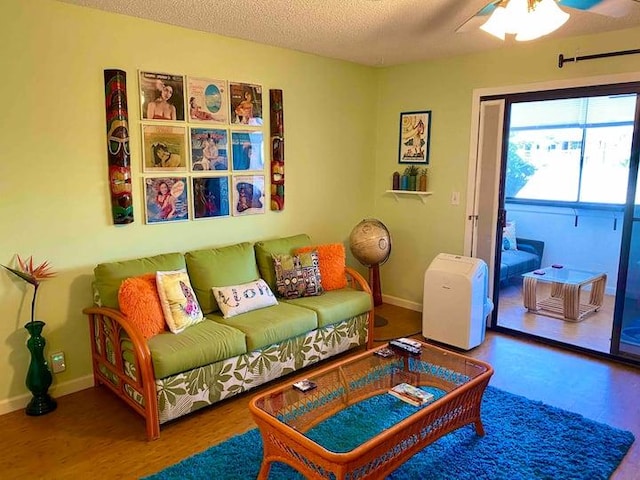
[613,97,640,359]
[478,84,640,362]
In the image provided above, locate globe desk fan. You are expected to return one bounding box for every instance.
[349,219,392,327]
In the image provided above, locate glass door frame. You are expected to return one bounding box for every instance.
[466,79,640,366]
[612,92,640,360]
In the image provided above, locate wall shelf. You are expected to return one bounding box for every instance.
[386,190,433,204]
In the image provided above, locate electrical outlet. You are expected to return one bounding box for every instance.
[451,191,460,205]
[51,352,66,373]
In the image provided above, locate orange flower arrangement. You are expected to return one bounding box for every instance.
[2,255,57,325]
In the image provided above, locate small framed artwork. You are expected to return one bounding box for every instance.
[187,77,229,124]
[398,110,431,164]
[229,82,263,126]
[139,71,186,122]
[231,130,264,171]
[144,177,189,223]
[232,175,265,216]
[192,176,230,219]
[189,127,229,171]
[142,125,187,172]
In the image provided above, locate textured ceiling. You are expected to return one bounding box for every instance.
[58,0,640,66]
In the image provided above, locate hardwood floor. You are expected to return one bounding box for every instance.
[1,303,638,479]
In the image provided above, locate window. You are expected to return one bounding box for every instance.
[505,95,637,205]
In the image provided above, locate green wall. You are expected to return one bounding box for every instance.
[373,27,640,309]
[1,0,639,410]
[0,0,376,408]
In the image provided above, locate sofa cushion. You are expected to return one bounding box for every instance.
[94,252,186,309]
[156,269,204,333]
[118,274,167,339]
[146,318,247,379]
[294,243,347,291]
[274,251,323,299]
[186,242,260,314]
[212,279,278,318]
[254,234,311,293]
[500,249,540,281]
[283,288,372,328]
[210,302,317,351]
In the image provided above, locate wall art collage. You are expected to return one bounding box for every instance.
[138,71,266,224]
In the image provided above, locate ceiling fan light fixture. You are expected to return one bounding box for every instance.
[515,0,570,41]
[480,0,570,42]
[502,0,530,34]
[480,5,508,39]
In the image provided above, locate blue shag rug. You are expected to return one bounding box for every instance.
[145,386,634,480]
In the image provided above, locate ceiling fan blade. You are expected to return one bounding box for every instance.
[558,0,636,17]
[455,1,501,33]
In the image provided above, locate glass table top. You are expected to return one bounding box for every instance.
[522,266,604,285]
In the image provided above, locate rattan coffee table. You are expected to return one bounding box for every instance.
[249,340,493,480]
[523,266,607,322]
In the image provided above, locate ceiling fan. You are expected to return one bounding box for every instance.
[457,0,638,40]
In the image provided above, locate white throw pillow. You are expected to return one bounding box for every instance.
[212,279,278,319]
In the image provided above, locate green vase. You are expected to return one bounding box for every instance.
[24,320,57,416]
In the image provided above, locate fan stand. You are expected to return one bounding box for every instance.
[369,264,388,327]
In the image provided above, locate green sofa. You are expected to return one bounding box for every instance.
[83,234,374,440]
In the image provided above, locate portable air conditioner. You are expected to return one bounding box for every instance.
[422,253,493,350]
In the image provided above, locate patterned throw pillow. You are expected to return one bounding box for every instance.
[503,221,517,251]
[294,243,347,291]
[156,269,204,334]
[273,251,323,299]
[212,279,278,318]
[117,274,167,339]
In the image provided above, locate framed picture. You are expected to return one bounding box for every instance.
[139,71,186,122]
[191,176,230,219]
[143,177,189,223]
[231,130,264,171]
[232,175,265,216]
[189,127,229,171]
[398,110,431,164]
[187,77,228,124]
[142,124,187,172]
[229,82,263,126]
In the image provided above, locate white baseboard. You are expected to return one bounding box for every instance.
[381,294,422,312]
[0,374,94,416]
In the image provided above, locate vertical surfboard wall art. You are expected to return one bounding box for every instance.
[104,69,134,224]
[269,89,284,211]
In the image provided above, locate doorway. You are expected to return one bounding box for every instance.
[466,80,640,364]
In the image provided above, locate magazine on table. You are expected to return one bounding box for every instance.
[388,383,434,406]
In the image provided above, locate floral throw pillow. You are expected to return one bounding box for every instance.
[156,269,204,334]
[273,251,323,299]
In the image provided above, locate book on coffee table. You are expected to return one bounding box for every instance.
[388,383,434,406]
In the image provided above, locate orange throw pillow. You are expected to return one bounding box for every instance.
[295,243,347,291]
[118,274,167,339]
